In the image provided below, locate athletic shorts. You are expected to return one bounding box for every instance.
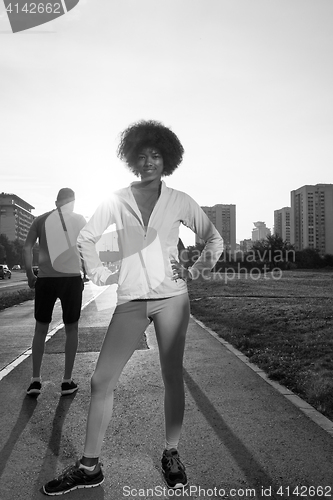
[108,293,190,337]
[34,276,84,324]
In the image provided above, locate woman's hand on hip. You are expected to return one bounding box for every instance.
[170,259,192,282]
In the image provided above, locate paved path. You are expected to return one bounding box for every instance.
[0,281,108,377]
[0,285,332,499]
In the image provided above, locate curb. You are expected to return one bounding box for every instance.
[190,314,333,438]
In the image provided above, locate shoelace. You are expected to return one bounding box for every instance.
[164,454,184,474]
[56,463,81,481]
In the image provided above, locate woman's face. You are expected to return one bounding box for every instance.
[135,147,164,181]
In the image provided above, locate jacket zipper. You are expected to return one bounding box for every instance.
[119,198,152,291]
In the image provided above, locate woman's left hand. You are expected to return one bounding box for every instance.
[170,259,192,282]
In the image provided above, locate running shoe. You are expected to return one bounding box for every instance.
[43,460,104,496]
[61,380,78,396]
[26,380,41,396]
[161,448,188,489]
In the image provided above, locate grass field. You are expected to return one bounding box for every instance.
[187,269,333,420]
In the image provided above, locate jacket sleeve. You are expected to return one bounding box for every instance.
[182,194,224,278]
[77,199,115,286]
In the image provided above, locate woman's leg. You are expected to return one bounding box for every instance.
[152,294,190,450]
[83,301,150,461]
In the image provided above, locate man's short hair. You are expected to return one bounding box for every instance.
[56,188,75,202]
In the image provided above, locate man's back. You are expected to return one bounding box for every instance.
[31,207,86,277]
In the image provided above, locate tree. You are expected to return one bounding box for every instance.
[323,253,333,268]
[12,239,25,267]
[295,248,323,269]
[0,244,5,262]
[251,234,295,269]
[0,234,24,268]
[183,243,204,268]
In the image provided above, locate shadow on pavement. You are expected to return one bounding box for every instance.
[0,395,38,480]
[183,368,281,499]
[30,391,101,499]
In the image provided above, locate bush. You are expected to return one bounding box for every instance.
[0,289,35,311]
[295,248,323,269]
[323,253,333,268]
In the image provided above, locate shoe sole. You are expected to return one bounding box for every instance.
[61,387,78,396]
[26,390,41,396]
[42,478,104,496]
[163,480,188,490]
[162,470,188,490]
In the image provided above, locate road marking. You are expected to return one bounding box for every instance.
[0,286,108,382]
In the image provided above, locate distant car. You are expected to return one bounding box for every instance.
[0,264,11,280]
[32,266,39,276]
[12,265,21,271]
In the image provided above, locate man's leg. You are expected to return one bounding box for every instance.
[32,278,57,378]
[59,276,83,390]
[31,321,50,378]
[63,321,79,381]
[27,278,56,395]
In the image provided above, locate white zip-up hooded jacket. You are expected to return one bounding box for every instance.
[78,181,223,303]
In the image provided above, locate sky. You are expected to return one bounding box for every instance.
[1,0,332,247]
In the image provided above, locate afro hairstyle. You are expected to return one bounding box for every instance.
[117,120,184,177]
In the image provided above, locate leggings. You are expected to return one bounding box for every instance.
[83,293,190,458]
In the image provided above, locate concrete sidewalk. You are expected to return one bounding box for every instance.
[0,281,108,377]
[0,285,332,500]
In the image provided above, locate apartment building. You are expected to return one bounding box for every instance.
[0,193,35,243]
[239,238,252,252]
[290,184,333,255]
[274,207,291,243]
[196,204,236,252]
[252,221,271,242]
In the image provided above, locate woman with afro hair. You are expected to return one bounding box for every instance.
[43,120,223,495]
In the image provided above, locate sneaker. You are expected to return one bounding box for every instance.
[26,380,41,396]
[161,448,188,489]
[43,460,104,496]
[61,380,78,396]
